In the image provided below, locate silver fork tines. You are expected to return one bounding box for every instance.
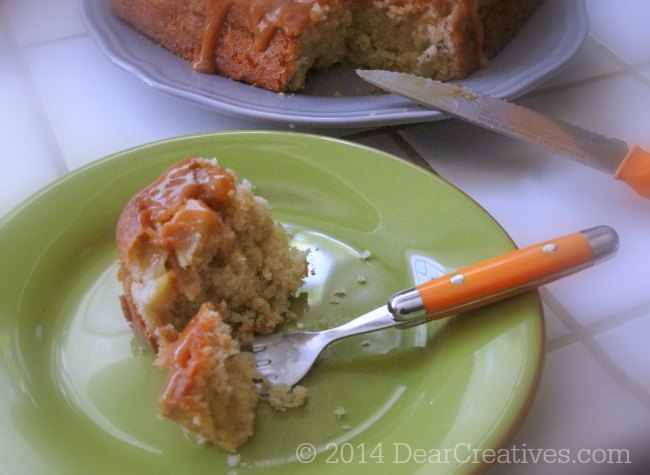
[252,307,398,387]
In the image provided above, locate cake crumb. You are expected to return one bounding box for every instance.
[359,250,372,261]
[334,288,346,297]
[267,384,308,411]
[342,424,352,431]
[361,340,371,347]
[333,406,346,419]
[356,275,367,284]
[450,83,477,100]
[329,297,340,305]
[227,454,241,468]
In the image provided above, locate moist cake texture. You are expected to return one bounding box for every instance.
[110,0,540,92]
[117,157,308,352]
[116,157,309,451]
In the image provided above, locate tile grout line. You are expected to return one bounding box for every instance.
[521,69,630,101]
[21,32,90,50]
[544,332,577,353]
[0,3,69,177]
[387,128,438,173]
[538,34,650,349]
[588,36,650,89]
[588,36,644,71]
[581,301,650,338]
[631,68,650,89]
[545,298,650,350]
[519,35,650,101]
[540,289,650,412]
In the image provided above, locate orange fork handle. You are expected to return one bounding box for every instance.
[388,226,618,324]
[615,145,650,199]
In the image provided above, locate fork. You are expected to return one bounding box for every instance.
[253,226,618,387]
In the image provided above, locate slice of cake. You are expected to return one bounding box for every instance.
[155,303,259,452]
[116,157,310,451]
[116,157,308,352]
[110,0,540,92]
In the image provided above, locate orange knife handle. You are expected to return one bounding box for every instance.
[388,226,618,325]
[615,145,650,199]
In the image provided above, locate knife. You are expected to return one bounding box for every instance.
[357,69,650,199]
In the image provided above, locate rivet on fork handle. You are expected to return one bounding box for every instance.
[388,226,619,326]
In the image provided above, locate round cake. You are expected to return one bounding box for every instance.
[110,0,540,92]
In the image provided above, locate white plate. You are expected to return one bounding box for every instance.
[83,0,587,127]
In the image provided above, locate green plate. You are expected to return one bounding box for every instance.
[0,131,542,474]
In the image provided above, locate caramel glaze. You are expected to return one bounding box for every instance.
[191,0,494,76]
[193,0,331,74]
[137,158,235,248]
[158,307,214,401]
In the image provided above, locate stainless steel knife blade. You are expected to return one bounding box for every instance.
[358,69,630,175]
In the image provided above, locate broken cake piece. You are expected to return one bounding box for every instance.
[155,303,259,452]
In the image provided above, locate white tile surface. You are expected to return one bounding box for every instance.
[23,37,271,170]
[541,299,570,342]
[534,37,621,90]
[4,0,86,46]
[586,0,650,66]
[399,119,650,326]
[596,314,650,394]
[641,69,650,82]
[0,56,61,215]
[23,37,356,171]
[0,57,57,216]
[490,342,650,475]
[520,74,650,150]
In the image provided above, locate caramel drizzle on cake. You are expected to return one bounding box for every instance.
[135,158,235,253]
[137,158,234,227]
[193,0,329,73]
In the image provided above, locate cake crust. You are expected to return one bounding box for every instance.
[111,0,539,92]
[111,0,326,91]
